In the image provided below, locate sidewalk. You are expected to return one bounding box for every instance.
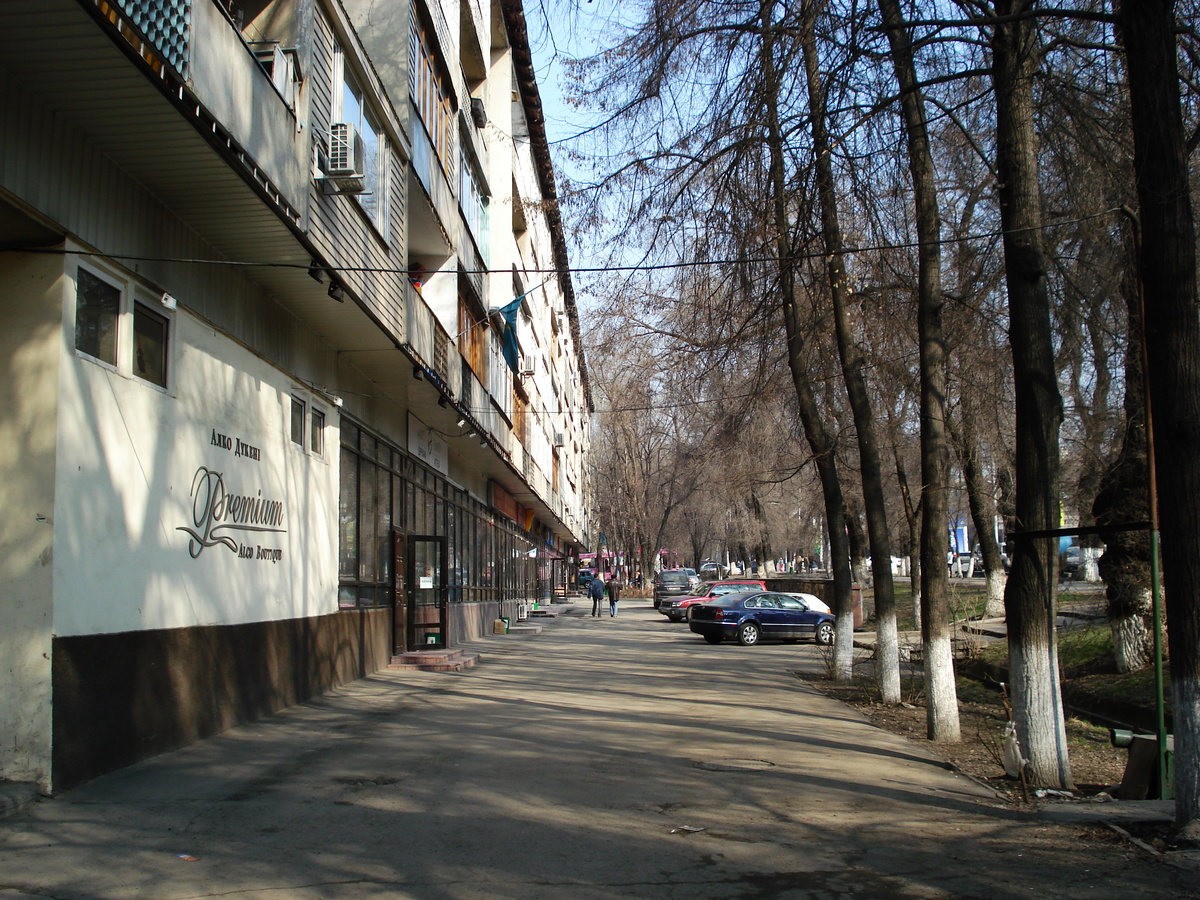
[0,601,1194,899]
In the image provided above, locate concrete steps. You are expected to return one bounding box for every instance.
[387,649,481,672]
[506,623,543,635]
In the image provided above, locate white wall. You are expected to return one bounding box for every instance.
[190,0,308,209]
[53,261,340,637]
[0,251,64,788]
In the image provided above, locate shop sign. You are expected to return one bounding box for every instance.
[177,427,287,562]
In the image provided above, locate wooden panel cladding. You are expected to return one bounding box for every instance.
[307,7,405,346]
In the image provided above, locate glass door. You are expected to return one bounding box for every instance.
[391,529,407,655]
[407,535,448,649]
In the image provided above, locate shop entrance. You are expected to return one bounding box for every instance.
[405,534,448,651]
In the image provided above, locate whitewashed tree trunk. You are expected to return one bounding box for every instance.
[878,0,955,729]
[1112,592,1153,674]
[1009,628,1073,787]
[991,0,1073,789]
[924,633,960,742]
[985,570,1007,618]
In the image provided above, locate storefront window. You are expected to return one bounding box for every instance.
[338,419,534,609]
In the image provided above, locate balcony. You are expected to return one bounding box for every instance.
[410,111,459,248]
[109,0,190,76]
[404,282,503,448]
[189,0,308,211]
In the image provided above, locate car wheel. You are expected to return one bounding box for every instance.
[703,634,723,644]
[815,622,835,646]
[737,622,761,646]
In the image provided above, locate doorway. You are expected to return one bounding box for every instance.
[404,534,448,651]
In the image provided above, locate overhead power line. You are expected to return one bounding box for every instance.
[3,205,1123,277]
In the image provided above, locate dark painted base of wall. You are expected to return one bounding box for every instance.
[450,600,521,644]
[51,600,529,792]
[52,607,392,792]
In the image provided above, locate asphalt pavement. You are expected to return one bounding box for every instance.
[0,599,1195,899]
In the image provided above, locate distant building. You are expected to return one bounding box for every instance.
[0,0,593,791]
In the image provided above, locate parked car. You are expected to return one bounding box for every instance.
[688,591,836,646]
[784,592,831,614]
[659,580,769,621]
[653,570,694,608]
[1060,546,1083,581]
[682,568,702,589]
[699,561,727,579]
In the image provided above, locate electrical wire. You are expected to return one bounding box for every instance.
[1,205,1124,277]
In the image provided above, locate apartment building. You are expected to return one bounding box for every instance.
[0,0,592,792]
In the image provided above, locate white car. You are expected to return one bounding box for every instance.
[785,592,832,614]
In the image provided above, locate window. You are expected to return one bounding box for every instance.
[75,268,120,366]
[458,296,487,379]
[337,419,535,610]
[335,50,388,229]
[291,395,328,457]
[409,10,455,177]
[133,302,169,387]
[291,397,305,446]
[74,262,172,388]
[459,154,489,254]
[311,408,325,456]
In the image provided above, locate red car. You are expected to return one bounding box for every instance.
[658,580,769,622]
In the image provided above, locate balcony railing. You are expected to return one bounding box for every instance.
[405,284,511,459]
[411,109,458,237]
[405,282,459,399]
[112,0,191,77]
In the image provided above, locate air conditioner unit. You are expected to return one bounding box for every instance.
[519,355,535,377]
[323,123,366,192]
[553,432,564,448]
[329,122,363,174]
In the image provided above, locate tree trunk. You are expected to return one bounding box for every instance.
[760,6,855,679]
[1092,221,1153,674]
[804,3,901,705]
[878,0,957,737]
[845,509,872,589]
[948,410,1007,616]
[992,0,1072,789]
[891,424,923,631]
[1119,0,1200,828]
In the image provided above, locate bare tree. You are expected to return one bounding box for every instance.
[1091,221,1153,673]
[1118,0,1200,830]
[799,6,902,701]
[988,0,1073,789]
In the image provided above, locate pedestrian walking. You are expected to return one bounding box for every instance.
[608,575,622,617]
[588,575,606,617]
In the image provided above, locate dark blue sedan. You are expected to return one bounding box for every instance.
[688,591,836,646]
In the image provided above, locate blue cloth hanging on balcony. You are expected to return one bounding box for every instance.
[492,279,549,372]
[496,294,523,372]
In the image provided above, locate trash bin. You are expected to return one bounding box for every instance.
[500,616,511,633]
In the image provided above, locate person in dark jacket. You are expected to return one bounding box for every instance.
[588,576,606,617]
[608,576,622,617]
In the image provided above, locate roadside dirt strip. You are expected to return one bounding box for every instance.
[1,601,1196,899]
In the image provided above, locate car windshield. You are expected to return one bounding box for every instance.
[660,572,689,585]
[710,584,752,596]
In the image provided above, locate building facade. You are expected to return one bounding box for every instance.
[0,0,592,792]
